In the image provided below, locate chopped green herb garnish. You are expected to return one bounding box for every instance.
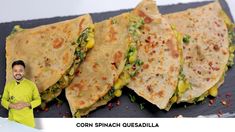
[182,34,191,44]
[227,27,235,67]
[127,46,136,57]
[75,50,85,61]
[10,25,23,34]
[126,59,143,77]
[76,27,90,46]
[55,97,63,105]
[129,94,136,103]
[227,53,234,67]
[140,103,145,110]
[129,71,137,77]
[135,59,144,66]
[108,88,115,97]
[228,30,235,43]
[40,102,46,110]
[128,18,144,41]
[111,19,117,24]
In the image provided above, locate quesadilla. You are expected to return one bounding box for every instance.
[163,1,235,106]
[73,0,167,116]
[127,0,181,110]
[6,14,94,105]
[65,1,157,117]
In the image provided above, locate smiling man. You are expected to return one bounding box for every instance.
[1,60,41,128]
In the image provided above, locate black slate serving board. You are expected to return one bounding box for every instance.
[0,0,234,118]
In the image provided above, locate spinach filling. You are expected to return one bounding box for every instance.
[74,17,144,117]
[41,25,95,106]
[165,26,192,110]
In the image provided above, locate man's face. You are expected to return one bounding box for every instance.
[12,65,25,81]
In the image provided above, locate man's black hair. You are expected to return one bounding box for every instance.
[12,60,26,69]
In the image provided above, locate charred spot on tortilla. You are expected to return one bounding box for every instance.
[135,9,153,24]
[52,38,64,49]
[107,26,118,42]
[113,51,123,65]
[166,39,179,58]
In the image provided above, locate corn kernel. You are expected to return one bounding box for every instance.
[178,80,188,93]
[86,38,94,49]
[114,78,123,90]
[89,24,95,30]
[229,45,235,53]
[120,72,130,85]
[129,51,137,64]
[209,85,218,97]
[170,95,177,103]
[114,89,122,97]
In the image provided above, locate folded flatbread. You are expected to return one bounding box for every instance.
[164,1,234,105]
[65,0,159,117]
[6,14,94,104]
[127,0,181,110]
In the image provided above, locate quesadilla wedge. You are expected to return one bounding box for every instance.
[68,0,164,116]
[127,0,181,110]
[163,1,235,106]
[65,0,159,117]
[6,14,94,106]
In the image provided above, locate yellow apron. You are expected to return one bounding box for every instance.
[1,78,41,128]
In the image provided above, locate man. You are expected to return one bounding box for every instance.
[1,60,41,128]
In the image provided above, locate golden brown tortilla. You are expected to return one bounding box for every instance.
[127,0,181,109]
[6,14,93,103]
[66,13,131,116]
[68,0,157,116]
[164,1,231,103]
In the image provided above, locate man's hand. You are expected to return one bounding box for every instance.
[19,101,31,108]
[9,102,31,110]
[9,103,22,110]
